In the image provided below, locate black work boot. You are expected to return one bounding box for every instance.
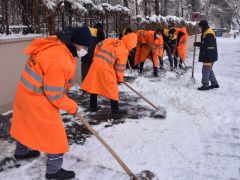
[112,109,128,115]
[90,106,101,112]
[197,86,210,91]
[111,100,128,114]
[90,93,99,112]
[46,168,75,180]
[153,67,158,77]
[139,62,144,74]
[14,150,40,160]
[209,84,220,89]
[159,66,164,70]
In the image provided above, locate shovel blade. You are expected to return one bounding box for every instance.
[150,107,166,119]
[131,170,156,180]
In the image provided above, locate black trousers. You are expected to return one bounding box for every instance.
[90,93,119,111]
[173,51,179,68]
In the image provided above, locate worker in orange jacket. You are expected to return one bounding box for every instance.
[176,24,188,68]
[81,33,137,114]
[119,27,136,69]
[134,29,146,68]
[135,29,163,77]
[10,27,92,180]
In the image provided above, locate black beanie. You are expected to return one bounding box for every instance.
[169,28,176,34]
[155,28,162,34]
[94,23,103,30]
[198,20,209,29]
[71,27,92,47]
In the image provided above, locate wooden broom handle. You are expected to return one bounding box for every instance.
[75,113,137,179]
[123,82,159,110]
[192,25,198,79]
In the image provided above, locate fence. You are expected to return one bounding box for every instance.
[0,0,131,37]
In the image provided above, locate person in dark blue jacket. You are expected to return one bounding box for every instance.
[194,20,219,91]
[81,23,105,81]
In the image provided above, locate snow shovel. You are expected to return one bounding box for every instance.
[124,59,137,80]
[123,82,166,119]
[75,113,155,180]
[127,59,133,74]
[164,42,188,72]
[162,61,183,76]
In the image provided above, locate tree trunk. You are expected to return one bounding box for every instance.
[188,0,200,12]
[123,0,129,8]
[155,0,160,15]
[144,0,148,16]
[163,0,168,16]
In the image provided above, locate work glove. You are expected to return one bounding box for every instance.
[194,42,201,47]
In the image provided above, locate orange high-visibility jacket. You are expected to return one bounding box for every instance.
[134,30,146,66]
[135,30,163,67]
[81,33,137,101]
[154,35,164,58]
[177,27,188,61]
[10,36,78,154]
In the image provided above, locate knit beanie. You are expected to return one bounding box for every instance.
[71,26,92,47]
[198,20,209,29]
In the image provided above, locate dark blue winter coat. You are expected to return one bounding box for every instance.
[195,27,218,63]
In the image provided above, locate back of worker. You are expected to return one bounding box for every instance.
[81,33,137,114]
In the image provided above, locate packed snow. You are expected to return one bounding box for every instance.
[136,14,196,26]
[0,37,240,180]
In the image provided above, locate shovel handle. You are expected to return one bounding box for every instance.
[127,59,133,74]
[192,26,198,79]
[123,82,159,110]
[75,113,136,178]
[164,42,187,72]
[162,61,182,75]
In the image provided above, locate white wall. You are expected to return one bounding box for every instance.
[0,36,82,113]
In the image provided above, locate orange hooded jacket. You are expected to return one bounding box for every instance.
[135,30,163,67]
[176,27,188,61]
[134,30,146,66]
[81,33,137,101]
[10,36,78,154]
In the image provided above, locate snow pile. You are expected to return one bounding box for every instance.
[136,14,197,26]
[0,34,43,40]
[42,0,57,10]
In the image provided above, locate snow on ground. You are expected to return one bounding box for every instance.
[0,34,43,40]
[1,37,240,180]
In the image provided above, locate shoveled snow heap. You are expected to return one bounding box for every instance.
[0,37,240,179]
[136,14,197,26]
